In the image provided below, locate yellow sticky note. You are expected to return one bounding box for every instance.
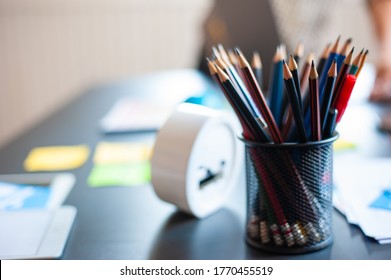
[24,145,90,171]
[93,142,151,164]
[333,139,357,152]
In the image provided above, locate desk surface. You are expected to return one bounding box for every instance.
[0,69,390,260]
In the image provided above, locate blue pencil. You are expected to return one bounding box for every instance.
[336,38,352,72]
[318,36,340,103]
[269,47,284,127]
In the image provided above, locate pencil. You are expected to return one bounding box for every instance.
[280,55,302,139]
[348,49,364,75]
[283,61,308,143]
[236,49,284,143]
[289,54,302,112]
[309,61,321,141]
[214,63,272,142]
[269,47,284,127]
[356,49,368,78]
[333,74,357,123]
[320,59,337,134]
[319,36,340,95]
[214,54,261,120]
[300,53,315,139]
[336,37,352,70]
[323,108,338,139]
[283,53,313,141]
[217,44,231,65]
[227,49,239,71]
[279,44,287,60]
[331,47,354,107]
[207,58,254,139]
[317,43,331,77]
[293,41,304,66]
[216,45,254,98]
[251,51,263,90]
[300,52,314,97]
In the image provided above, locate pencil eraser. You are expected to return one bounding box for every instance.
[151,103,243,218]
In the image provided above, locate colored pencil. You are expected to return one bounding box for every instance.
[356,49,369,78]
[336,37,352,71]
[319,36,340,96]
[236,49,283,143]
[331,47,354,107]
[283,61,308,143]
[320,59,337,134]
[309,61,321,141]
[251,51,263,90]
[293,41,304,66]
[349,49,364,75]
[214,62,271,142]
[269,47,284,127]
[317,43,331,77]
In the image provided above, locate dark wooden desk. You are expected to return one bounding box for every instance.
[0,70,390,259]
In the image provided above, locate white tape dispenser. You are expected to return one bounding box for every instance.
[151,103,243,218]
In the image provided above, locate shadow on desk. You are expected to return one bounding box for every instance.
[149,209,243,260]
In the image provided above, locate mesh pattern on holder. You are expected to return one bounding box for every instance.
[244,135,337,254]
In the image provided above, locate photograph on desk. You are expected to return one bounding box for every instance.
[0,173,77,259]
[1,0,391,268]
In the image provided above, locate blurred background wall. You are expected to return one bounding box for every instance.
[0,0,213,147]
[0,0,375,148]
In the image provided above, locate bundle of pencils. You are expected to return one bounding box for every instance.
[207,37,367,143]
[206,38,368,249]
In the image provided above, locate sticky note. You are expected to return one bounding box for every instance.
[333,139,357,152]
[87,162,150,187]
[24,145,90,171]
[93,142,151,164]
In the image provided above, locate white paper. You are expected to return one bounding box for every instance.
[334,156,391,240]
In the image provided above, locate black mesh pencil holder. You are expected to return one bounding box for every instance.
[243,134,338,254]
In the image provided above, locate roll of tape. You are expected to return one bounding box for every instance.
[151,103,243,218]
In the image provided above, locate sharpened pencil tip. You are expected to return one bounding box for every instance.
[310,60,318,79]
[235,49,250,68]
[328,59,337,77]
[214,63,229,82]
[294,42,304,57]
[344,47,354,64]
[251,51,262,68]
[331,36,340,53]
[282,61,293,79]
[206,58,217,75]
[227,49,238,65]
[288,54,298,71]
[306,52,315,64]
[212,46,220,58]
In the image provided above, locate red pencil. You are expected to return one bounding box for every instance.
[334,74,356,123]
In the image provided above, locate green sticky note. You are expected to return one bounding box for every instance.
[87,162,150,187]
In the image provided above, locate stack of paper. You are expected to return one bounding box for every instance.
[99,99,172,133]
[333,155,391,244]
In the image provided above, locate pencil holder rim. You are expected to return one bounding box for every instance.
[239,132,339,149]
